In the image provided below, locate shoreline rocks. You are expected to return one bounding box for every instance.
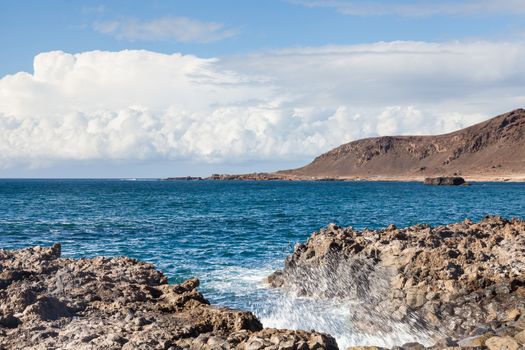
[0,244,337,350]
[3,216,525,349]
[423,177,466,186]
[268,216,525,349]
[207,173,287,181]
[163,174,524,183]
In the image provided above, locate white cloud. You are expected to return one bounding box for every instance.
[290,0,525,17]
[93,16,236,43]
[0,41,524,170]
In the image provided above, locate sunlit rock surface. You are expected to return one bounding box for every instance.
[2,216,525,350]
[268,216,525,349]
[0,244,337,350]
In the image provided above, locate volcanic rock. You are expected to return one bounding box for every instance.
[206,173,286,181]
[0,243,337,350]
[423,177,466,186]
[268,216,525,349]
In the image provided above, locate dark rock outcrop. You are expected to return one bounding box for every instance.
[423,177,466,185]
[0,244,337,350]
[268,216,525,349]
[206,173,286,181]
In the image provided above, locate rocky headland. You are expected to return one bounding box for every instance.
[0,244,336,350]
[268,216,525,349]
[279,109,525,181]
[202,174,344,181]
[185,109,525,182]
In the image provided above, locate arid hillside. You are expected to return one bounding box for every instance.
[279,109,525,181]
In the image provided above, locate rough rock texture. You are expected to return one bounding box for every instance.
[268,216,525,349]
[0,244,338,350]
[206,173,287,181]
[164,177,204,181]
[423,177,466,186]
[279,109,525,180]
[203,173,347,181]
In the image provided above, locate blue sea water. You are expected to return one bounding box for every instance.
[0,179,523,346]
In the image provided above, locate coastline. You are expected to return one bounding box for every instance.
[165,173,525,183]
[0,244,338,350]
[3,217,525,349]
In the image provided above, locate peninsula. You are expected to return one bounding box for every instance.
[194,109,525,182]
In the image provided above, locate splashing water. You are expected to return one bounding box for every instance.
[207,255,438,348]
[257,293,436,349]
[252,257,438,349]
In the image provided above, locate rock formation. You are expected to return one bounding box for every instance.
[3,216,525,349]
[279,109,525,181]
[0,244,337,350]
[268,216,525,349]
[195,109,524,182]
[164,177,204,181]
[423,177,466,185]
[206,173,286,181]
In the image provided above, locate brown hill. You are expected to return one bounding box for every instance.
[279,108,525,181]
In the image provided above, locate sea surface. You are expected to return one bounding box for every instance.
[0,179,523,347]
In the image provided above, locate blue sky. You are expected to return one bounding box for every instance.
[1,1,525,177]
[2,0,525,76]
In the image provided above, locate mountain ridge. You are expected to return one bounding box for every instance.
[274,108,525,181]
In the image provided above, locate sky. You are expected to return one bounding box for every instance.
[1,0,525,178]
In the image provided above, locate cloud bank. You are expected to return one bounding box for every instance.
[1,41,524,171]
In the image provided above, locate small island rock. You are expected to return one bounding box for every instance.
[423,176,466,185]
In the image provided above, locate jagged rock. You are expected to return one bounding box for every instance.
[513,329,525,344]
[22,295,73,320]
[485,336,519,350]
[4,216,525,350]
[268,216,525,349]
[0,244,337,350]
[456,333,493,347]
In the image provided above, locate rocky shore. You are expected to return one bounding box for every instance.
[268,216,525,349]
[0,244,336,350]
[165,173,525,182]
[2,216,525,349]
[204,174,346,181]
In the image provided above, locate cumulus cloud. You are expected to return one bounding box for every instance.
[0,41,524,170]
[290,0,525,17]
[93,16,236,43]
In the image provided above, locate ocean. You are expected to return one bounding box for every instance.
[0,179,523,347]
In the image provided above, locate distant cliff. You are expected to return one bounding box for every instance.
[278,108,525,180]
